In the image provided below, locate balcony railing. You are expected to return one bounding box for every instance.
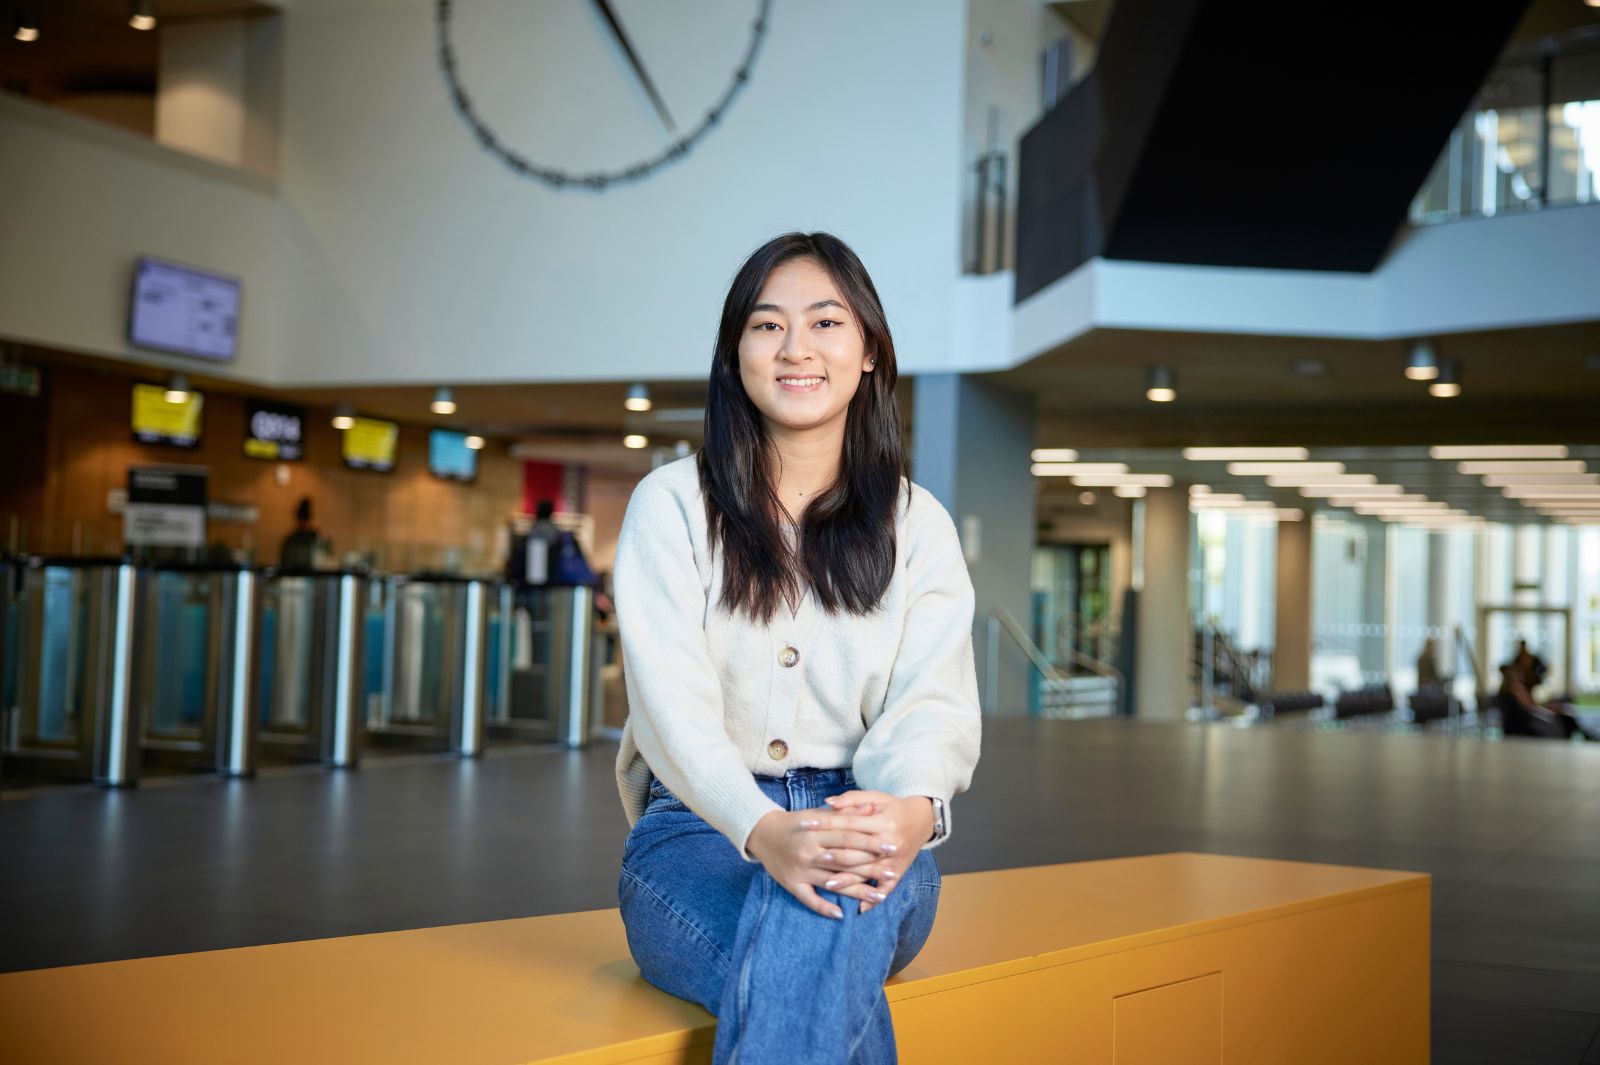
[1411,28,1600,224]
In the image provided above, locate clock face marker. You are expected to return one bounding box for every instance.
[436,0,772,191]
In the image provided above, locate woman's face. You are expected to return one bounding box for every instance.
[737,257,873,436]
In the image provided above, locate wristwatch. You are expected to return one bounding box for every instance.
[927,796,947,844]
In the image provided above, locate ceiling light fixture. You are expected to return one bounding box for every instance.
[1032,448,1079,462]
[1298,483,1405,497]
[1428,358,1462,398]
[464,434,485,450]
[1030,462,1130,477]
[332,403,355,430]
[624,383,652,412]
[1181,447,1309,461]
[1114,485,1147,498]
[1145,365,1176,403]
[1228,461,1345,477]
[1264,472,1375,488]
[164,373,191,404]
[430,387,457,415]
[1480,474,1599,487]
[1077,490,1096,505]
[623,434,647,449]
[130,0,156,30]
[13,9,39,40]
[1405,339,1440,381]
[1458,460,1587,475]
[1429,445,1568,460]
[1069,474,1175,488]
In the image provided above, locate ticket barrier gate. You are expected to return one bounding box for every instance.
[256,571,367,769]
[373,575,488,756]
[129,562,260,779]
[500,584,600,749]
[2,558,143,786]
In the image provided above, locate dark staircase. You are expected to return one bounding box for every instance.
[1016,0,1533,301]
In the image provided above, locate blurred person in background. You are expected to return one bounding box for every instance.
[1496,646,1596,741]
[278,497,330,572]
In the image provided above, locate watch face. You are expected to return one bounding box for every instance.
[436,0,772,190]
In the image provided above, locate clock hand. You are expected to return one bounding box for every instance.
[590,0,678,136]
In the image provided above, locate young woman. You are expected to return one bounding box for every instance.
[611,231,982,1064]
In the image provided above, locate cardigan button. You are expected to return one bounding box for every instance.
[779,645,800,668]
[767,739,789,760]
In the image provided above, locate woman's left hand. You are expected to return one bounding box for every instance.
[809,789,934,914]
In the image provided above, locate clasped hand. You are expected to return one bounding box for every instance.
[745,789,933,920]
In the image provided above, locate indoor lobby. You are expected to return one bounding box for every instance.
[3,1,1600,1063]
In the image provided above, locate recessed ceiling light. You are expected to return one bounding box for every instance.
[1030,463,1130,477]
[1430,445,1568,460]
[1032,448,1078,462]
[1182,447,1309,461]
[1228,461,1345,476]
[1299,483,1404,497]
[1069,474,1174,487]
[1114,484,1147,497]
[1458,460,1587,475]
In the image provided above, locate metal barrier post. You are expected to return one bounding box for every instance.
[557,585,593,748]
[454,580,487,757]
[324,573,363,768]
[218,569,259,777]
[94,563,140,787]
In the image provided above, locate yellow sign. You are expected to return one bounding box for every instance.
[342,416,398,471]
[131,383,203,446]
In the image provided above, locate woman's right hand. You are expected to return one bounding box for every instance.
[745,804,891,919]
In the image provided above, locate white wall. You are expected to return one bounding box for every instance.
[274,0,969,386]
[0,0,971,389]
[0,94,286,384]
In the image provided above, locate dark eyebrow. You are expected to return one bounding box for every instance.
[750,299,846,314]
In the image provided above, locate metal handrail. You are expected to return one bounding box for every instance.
[985,607,1122,714]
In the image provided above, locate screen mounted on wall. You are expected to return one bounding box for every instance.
[131,382,203,448]
[428,429,477,483]
[128,256,240,362]
[244,399,304,461]
[342,416,398,472]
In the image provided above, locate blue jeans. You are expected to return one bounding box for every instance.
[617,766,942,1065]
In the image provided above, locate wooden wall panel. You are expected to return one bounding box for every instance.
[0,363,528,573]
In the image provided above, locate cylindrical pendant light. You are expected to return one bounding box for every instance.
[1405,339,1440,381]
[1145,365,1176,403]
[130,0,156,31]
[14,8,39,41]
[1428,358,1462,398]
[164,373,191,403]
[431,387,456,415]
[331,403,355,429]
[624,383,652,412]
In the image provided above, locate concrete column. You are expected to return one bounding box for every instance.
[1273,517,1312,691]
[156,20,249,167]
[1134,486,1190,720]
[912,374,1036,716]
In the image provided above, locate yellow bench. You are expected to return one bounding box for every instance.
[0,853,1429,1064]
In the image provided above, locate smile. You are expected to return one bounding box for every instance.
[777,377,825,392]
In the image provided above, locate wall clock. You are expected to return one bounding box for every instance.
[436,0,771,191]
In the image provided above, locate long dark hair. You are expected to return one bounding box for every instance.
[698,232,910,624]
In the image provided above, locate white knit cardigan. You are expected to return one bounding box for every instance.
[612,453,983,861]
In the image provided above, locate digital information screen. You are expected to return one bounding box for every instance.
[244,399,305,461]
[428,429,477,483]
[128,256,240,362]
[131,382,203,448]
[342,416,398,472]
